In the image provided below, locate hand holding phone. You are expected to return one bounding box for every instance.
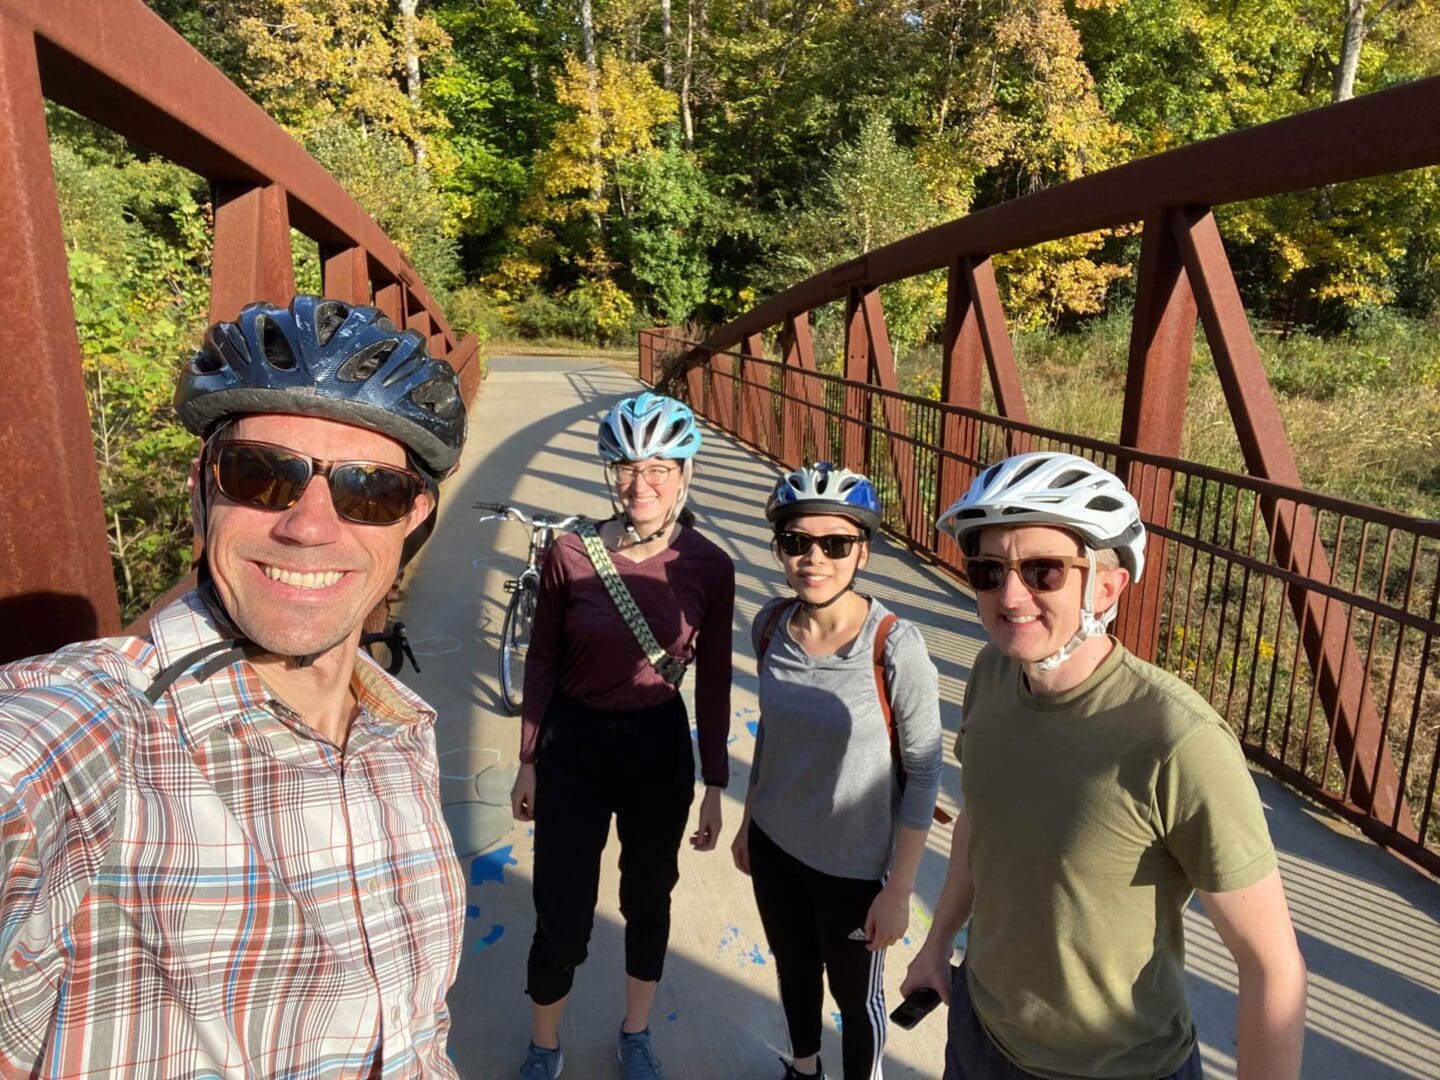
[889,963,959,1030]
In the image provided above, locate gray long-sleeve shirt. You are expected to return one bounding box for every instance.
[748,596,943,880]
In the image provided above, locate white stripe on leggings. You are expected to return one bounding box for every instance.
[863,946,887,1079]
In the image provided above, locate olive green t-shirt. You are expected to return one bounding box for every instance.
[957,640,1276,1080]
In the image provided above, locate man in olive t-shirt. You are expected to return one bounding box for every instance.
[904,453,1307,1080]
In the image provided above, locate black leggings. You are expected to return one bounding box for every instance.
[749,822,888,1080]
[526,695,695,1006]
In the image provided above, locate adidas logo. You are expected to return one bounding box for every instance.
[846,928,869,942]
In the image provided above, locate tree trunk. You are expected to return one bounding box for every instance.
[681,1,697,149]
[1334,0,1368,102]
[579,0,605,243]
[661,0,672,89]
[398,0,426,166]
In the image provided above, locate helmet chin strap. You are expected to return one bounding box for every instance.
[800,582,853,612]
[1034,550,1110,673]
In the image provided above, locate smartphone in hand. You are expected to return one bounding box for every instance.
[888,964,960,1030]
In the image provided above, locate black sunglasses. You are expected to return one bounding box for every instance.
[963,555,1090,593]
[775,531,865,559]
[210,440,424,526]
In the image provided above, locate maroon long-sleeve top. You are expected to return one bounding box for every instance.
[519,526,735,787]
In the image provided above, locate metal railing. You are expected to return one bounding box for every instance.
[644,340,1440,874]
[0,0,480,661]
[637,75,1440,874]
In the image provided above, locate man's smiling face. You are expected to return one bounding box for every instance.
[204,412,432,661]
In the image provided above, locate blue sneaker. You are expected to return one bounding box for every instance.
[617,1026,664,1079]
[519,1041,563,1079]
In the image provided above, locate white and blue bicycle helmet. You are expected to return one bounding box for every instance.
[598,392,702,462]
[766,462,883,533]
[598,392,702,543]
[935,451,1146,671]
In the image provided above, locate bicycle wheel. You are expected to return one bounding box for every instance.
[499,582,535,715]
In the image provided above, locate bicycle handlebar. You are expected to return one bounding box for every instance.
[474,501,589,531]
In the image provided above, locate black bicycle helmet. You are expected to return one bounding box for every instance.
[175,295,466,482]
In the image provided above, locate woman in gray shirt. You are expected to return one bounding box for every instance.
[732,463,943,1080]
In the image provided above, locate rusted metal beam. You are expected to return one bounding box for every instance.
[859,290,920,539]
[937,257,986,557]
[321,244,372,306]
[0,15,119,660]
[374,282,403,325]
[700,76,1440,356]
[1174,206,1415,837]
[779,313,826,467]
[842,289,871,468]
[15,0,457,345]
[739,331,774,454]
[210,181,295,321]
[965,257,1029,429]
[1114,210,1198,660]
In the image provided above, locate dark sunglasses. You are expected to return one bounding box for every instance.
[775,531,865,559]
[209,440,425,526]
[963,555,1090,593]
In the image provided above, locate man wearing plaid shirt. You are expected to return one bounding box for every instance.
[0,297,469,1078]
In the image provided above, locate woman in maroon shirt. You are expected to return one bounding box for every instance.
[510,392,735,1080]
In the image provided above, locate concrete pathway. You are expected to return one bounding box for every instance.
[398,355,1439,1079]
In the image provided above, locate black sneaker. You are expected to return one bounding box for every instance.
[779,1056,826,1080]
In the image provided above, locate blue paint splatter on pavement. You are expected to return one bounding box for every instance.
[470,845,517,886]
[666,1011,679,1022]
[690,726,700,741]
[527,827,535,837]
[466,904,481,919]
[745,721,759,736]
[831,1012,844,1032]
[748,945,767,965]
[902,936,910,946]
[469,924,505,953]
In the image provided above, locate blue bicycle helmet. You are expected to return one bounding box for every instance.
[598,392,702,462]
[766,462,883,533]
[176,295,467,483]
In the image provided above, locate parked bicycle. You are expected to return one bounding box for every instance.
[475,501,588,714]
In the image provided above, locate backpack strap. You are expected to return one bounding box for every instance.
[873,613,953,826]
[757,600,793,661]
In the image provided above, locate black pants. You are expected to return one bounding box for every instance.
[749,822,887,1080]
[526,695,695,1006]
[943,961,1204,1080]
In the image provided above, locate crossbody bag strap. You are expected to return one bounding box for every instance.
[873,612,953,826]
[577,522,688,687]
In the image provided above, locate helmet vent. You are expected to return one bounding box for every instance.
[337,341,396,382]
[383,354,426,388]
[193,347,224,374]
[1087,495,1125,512]
[260,317,297,370]
[412,380,461,417]
[1052,468,1091,489]
[314,302,349,347]
[1010,458,1048,485]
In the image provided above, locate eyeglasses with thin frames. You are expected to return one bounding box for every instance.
[608,463,679,486]
[963,554,1090,593]
[775,531,865,559]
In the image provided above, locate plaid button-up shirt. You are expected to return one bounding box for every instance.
[0,592,464,1078]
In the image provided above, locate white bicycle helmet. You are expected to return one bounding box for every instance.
[936,451,1146,671]
[766,462,883,533]
[598,392,702,462]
